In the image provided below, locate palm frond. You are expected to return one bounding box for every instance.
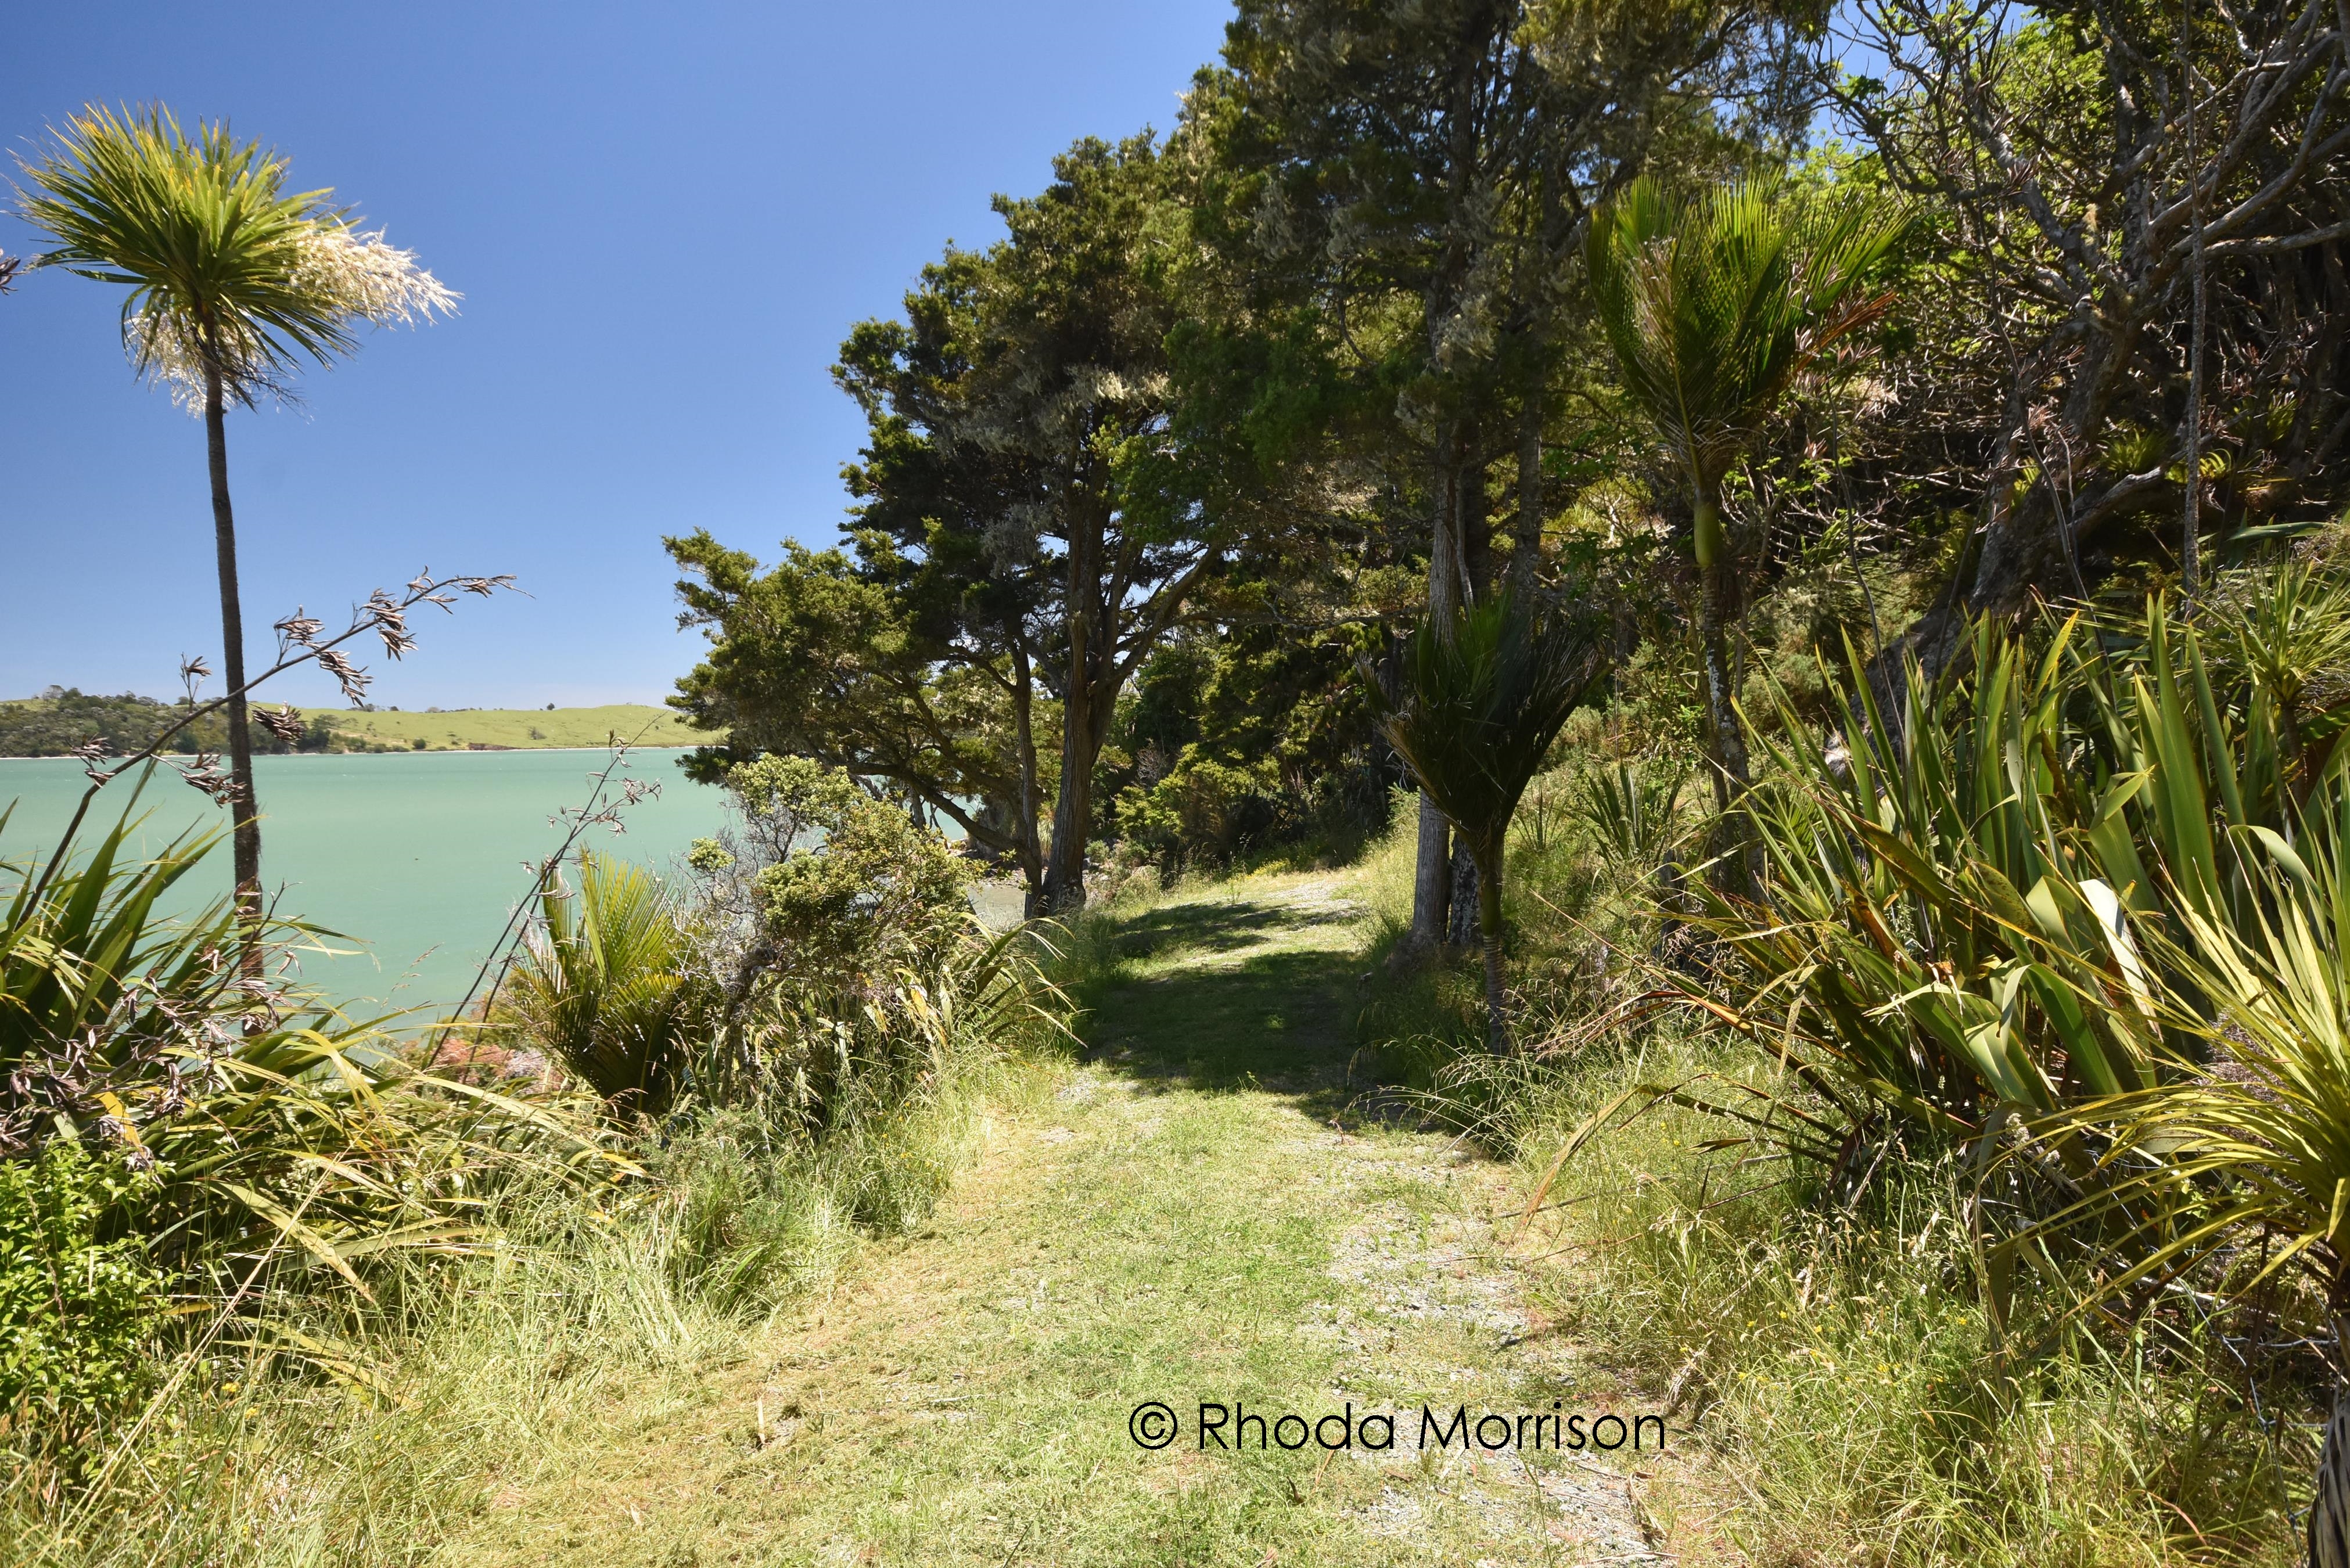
[17,103,453,408]
[498,851,705,1117]
[1364,589,1609,1045]
[1586,172,1910,495]
[1366,589,1610,871]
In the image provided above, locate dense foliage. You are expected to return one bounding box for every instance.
[0,688,365,757]
[0,1143,161,1434]
[16,0,2350,1556]
[653,1,2350,1555]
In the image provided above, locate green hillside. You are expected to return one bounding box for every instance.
[326,704,704,750]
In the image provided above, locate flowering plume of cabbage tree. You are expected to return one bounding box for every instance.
[124,225,457,411]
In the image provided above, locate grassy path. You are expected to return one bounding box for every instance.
[445,873,1661,1566]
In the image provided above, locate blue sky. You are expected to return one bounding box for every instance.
[0,2,1233,711]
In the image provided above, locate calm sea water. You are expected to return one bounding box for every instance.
[0,749,729,1016]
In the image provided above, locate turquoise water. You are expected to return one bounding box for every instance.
[0,749,729,1016]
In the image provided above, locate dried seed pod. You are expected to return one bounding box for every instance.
[272,607,325,649]
[256,704,306,745]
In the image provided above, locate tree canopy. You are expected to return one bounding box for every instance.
[670,0,2350,926]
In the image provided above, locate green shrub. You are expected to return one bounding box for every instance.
[742,758,973,988]
[1114,751,1282,869]
[496,849,710,1117]
[0,1142,163,1434]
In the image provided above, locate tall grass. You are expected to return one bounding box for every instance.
[0,934,1060,1566]
[1490,1027,2306,1565]
[6,1178,763,1566]
[1348,638,2327,1561]
[0,759,1070,1564]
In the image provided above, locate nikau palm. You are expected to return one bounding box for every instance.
[18,105,454,968]
[1586,175,1905,889]
[1368,591,1607,1049]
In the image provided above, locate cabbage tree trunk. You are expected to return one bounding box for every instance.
[1692,484,1753,898]
[204,357,264,980]
[2315,1307,2350,1568]
[1472,841,1510,1052]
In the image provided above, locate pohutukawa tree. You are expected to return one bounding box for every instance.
[19,104,455,968]
[1584,173,1906,892]
[676,134,1220,915]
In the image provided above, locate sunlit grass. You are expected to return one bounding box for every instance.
[325,705,697,751]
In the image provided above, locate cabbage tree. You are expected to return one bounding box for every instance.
[1586,174,1906,889]
[19,105,454,965]
[1368,590,1607,1049]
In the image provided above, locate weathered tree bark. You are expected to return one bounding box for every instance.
[203,359,264,980]
[1008,632,1048,918]
[1410,418,1469,948]
[1692,484,1754,898]
[1511,390,1543,589]
[1411,799,1454,947]
[1446,842,1481,947]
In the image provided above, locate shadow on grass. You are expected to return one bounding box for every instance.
[1105,897,1360,961]
[1081,891,1379,1125]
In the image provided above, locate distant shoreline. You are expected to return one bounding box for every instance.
[0,745,704,761]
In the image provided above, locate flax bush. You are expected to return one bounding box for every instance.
[1384,566,2350,1560]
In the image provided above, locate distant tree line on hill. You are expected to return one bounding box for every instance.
[0,688,367,758]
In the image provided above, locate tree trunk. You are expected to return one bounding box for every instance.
[1009,632,1047,918]
[1044,632,1094,914]
[1447,839,1479,947]
[1691,484,1753,898]
[204,364,264,979]
[1511,392,1543,590]
[1044,502,1113,913]
[1410,418,1469,949]
[1411,798,1453,948]
[2316,1311,2350,1568]
[1474,847,1510,1052]
[1433,420,1499,948]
